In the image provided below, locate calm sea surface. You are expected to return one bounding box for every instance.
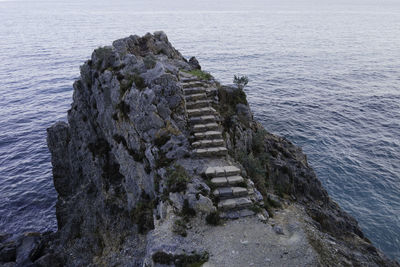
[0,0,399,261]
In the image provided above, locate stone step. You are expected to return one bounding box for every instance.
[185,93,207,102]
[210,175,245,186]
[186,99,210,109]
[179,71,195,78]
[220,209,255,219]
[205,87,218,94]
[184,87,206,95]
[182,81,206,88]
[194,130,222,140]
[181,77,199,83]
[192,122,219,133]
[189,115,217,124]
[217,197,253,211]
[187,107,217,117]
[194,147,228,157]
[204,166,241,178]
[213,187,248,198]
[192,139,224,148]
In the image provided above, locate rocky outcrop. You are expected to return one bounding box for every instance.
[1,32,398,267]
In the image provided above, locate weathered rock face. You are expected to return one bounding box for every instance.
[217,85,398,266]
[1,32,398,267]
[45,32,198,266]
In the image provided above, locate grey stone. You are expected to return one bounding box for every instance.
[257,214,268,223]
[227,176,244,185]
[232,187,247,197]
[157,102,171,120]
[34,253,62,267]
[221,211,240,219]
[16,234,40,265]
[157,201,168,220]
[188,56,201,70]
[185,93,206,101]
[183,87,206,95]
[191,195,216,214]
[218,199,236,210]
[169,192,184,211]
[239,209,255,217]
[273,226,284,235]
[154,31,168,42]
[0,233,11,243]
[182,81,206,89]
[255,190,264,202]
[216,187,233,198]
[0,243,16,263]
[211,177,228,186]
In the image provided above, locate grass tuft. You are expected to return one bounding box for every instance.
[183,69,212,80]
[165,164,191,193]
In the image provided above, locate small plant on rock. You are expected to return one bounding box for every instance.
[133,73,146,90]
[182,69,212,80]
[233,75,249,90]
[144,54,157,69]
[132,192,155,234]
[165,164,191,193]
[173,219,188,237]
[205,211,221,226]
[181,199,196,217]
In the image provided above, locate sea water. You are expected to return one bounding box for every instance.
[0,0,399,261]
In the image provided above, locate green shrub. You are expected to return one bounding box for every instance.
[152,251,209,267]
[233,75,249,90]
[252,129,266,155]
[116,101,130,119]
[267,196,282,208]
[120,73,146,95]
[173,219,188,237]
[166,164,191,193]
[132,192,155,234]
[263,199,274,218]
[133,73,146,90]
[249,204,263,213]
[237,151,266,192]
[205,179,217,192]
[144,54,156,69]
[206,211,221,226]
[94,46,114,71]
[181,199,196,217]
[120,78,134,95]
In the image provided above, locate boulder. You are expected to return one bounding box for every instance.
[189,56,201,70]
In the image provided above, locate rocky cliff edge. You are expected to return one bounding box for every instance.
[0,32,398,267]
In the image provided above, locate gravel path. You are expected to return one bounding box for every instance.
[190,205,319,267]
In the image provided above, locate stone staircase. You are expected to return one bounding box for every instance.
[204,165,255,219]
[180,71,261,219]
[180,73,226,158]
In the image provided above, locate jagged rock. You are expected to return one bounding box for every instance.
[34,32,400,266]
[258,214,268,223]
[188,56,201,70]
[0,234,11,243]
[273,226,284,235]
[0,242,16,263]
[34,253,62,267]
[169,192,184,211]
[189,194,216,214]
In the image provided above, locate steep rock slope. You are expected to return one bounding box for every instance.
[1,32,398,267]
